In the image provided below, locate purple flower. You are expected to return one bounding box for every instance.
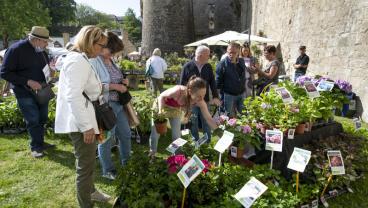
[227,118,237,127]
[241,125,252,134]
[296,75,312,86]
[220,115,229,123]
[256,123,263,129]
[335,79,352,93]
[261,103,271,109]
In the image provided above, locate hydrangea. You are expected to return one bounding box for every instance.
[296,75,312,86]
[335,79,352,93]
[241,125,252,134]
[227,118,237,127]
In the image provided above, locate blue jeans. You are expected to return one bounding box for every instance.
[16,96,48,151]
[98,101,131,175]
[149,117,181,153]
[294,72,306,82]
[224,93,244,117]
[191,105,211,142]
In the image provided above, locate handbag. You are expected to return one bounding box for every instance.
[83,92,117,130]
[124,102,140,127]
[145,60,154,77]
[118,90,132,106]
[28,82,55,105]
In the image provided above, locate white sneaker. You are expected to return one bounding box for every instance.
[91,190,112,203]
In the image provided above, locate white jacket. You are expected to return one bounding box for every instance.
[55,52,102,134]
[146,55,167,79]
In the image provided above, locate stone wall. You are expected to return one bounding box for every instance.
[251,0,368,121]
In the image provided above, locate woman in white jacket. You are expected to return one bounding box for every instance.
[55,26,110,208]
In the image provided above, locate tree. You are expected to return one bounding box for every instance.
[0,0,51,49]
[39,0,77,35]
[122,8,142,45]
[75,4,118,30]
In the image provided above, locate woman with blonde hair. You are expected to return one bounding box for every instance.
[239,44,258,98]
[55,25,111,207]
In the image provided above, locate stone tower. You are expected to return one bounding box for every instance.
[141,0,251,56]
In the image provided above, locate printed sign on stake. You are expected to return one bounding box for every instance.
[265,129,283,152]
[287,147,311,173]
[304,81,320,98]
[214,130,234,153]
[234,177,268,208]
[177,154,205,188]
[327,150,345,175]
[166,138,188,154]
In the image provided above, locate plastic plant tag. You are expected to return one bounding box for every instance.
[177,154,205,188]
[233,177,268,208]
[214,130,234,153]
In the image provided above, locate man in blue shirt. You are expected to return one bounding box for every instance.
[216,42,246,117]
[0,26,55,158]
[293,46,310,81]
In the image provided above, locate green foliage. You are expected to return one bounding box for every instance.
[117,59,140,71]
[122,8,142,45]
[0,97,24,128]
[75,4,119,29]
[131,92,154,133]
[39,0,76,34]
[251,44,262,58]
[164,52,189,72]
[0,0,51,48]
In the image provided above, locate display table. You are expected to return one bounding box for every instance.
[251,122,343,179]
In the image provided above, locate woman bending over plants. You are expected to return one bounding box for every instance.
[149,76,218,157]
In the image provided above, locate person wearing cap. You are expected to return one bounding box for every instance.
[0,26,55,158]
[145,48,167,97]
[293,46,309,81]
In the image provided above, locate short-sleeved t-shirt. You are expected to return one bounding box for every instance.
[263,60,280,84]
[295,54,309,73]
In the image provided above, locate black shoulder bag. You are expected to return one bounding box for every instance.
[83,92,117,131]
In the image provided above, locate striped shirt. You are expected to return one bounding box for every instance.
[105,62,123,101]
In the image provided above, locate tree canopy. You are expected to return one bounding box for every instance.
[0,0,51,48]
[122,8,142,45]
[75,4,118,30]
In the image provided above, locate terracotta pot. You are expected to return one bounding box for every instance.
[145,80,150,90]
[154,119,168,135]
[230,146,244,158]
[295,123,306,134]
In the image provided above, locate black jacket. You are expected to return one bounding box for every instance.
[180,60,219,102]
[216,57,246,96]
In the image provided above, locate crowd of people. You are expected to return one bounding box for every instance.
[0,25,309,207]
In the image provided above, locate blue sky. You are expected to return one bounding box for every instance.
[74,0,140,16]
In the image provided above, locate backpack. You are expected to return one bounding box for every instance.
[145,59,154,77]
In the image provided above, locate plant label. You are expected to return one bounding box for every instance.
[311,199,319,208]
[327,150,345,175]
[275,87,294,104]
[166,138,187,154]
[304,81,320,98]
[300,205,309,208]
[349,99,356,110]
[265,129,283,152]
[195,133,209,149]
[177,154,205,188]
[233,177,268,208]
[288,129,295,139]
[214,130,234,153]
[316,80,334,92]
[230,146,238,158]
[353,118,362,130]
[287,147,311,173]
[181,129,190,136]
[320,196,329,208]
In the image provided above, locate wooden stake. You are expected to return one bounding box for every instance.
[181,187,187,208]
[296,172,299,193]
[321,175,333,197]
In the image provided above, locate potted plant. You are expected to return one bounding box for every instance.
[153,111,168,135]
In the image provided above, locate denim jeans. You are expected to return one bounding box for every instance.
[191,105,211,142]
[294,72,306,82]
[224,93,244,117]
[149,117,181,153]
[16,96,48,151]
[98,101,131,175]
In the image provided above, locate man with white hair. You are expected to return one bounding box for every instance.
[180,45,220,142]
[0,26,55,158]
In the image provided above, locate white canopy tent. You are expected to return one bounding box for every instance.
[184,31,277,47]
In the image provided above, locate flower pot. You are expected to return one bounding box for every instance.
[295,123,306,134]
[145,80,150,90]
[304,122,313,132]
[154,119,168,135]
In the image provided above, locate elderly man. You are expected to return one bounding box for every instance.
[180,45,220,142]
[216,42,246,117]
[0,26,55,158]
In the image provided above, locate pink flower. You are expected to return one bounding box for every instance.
[291,108,300,113]
[227,118,237,127]
[256,123,263,130]
[167,155,188,174]
[220,115,229,123]
[201,159,211,174]
[241,125,252,134]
